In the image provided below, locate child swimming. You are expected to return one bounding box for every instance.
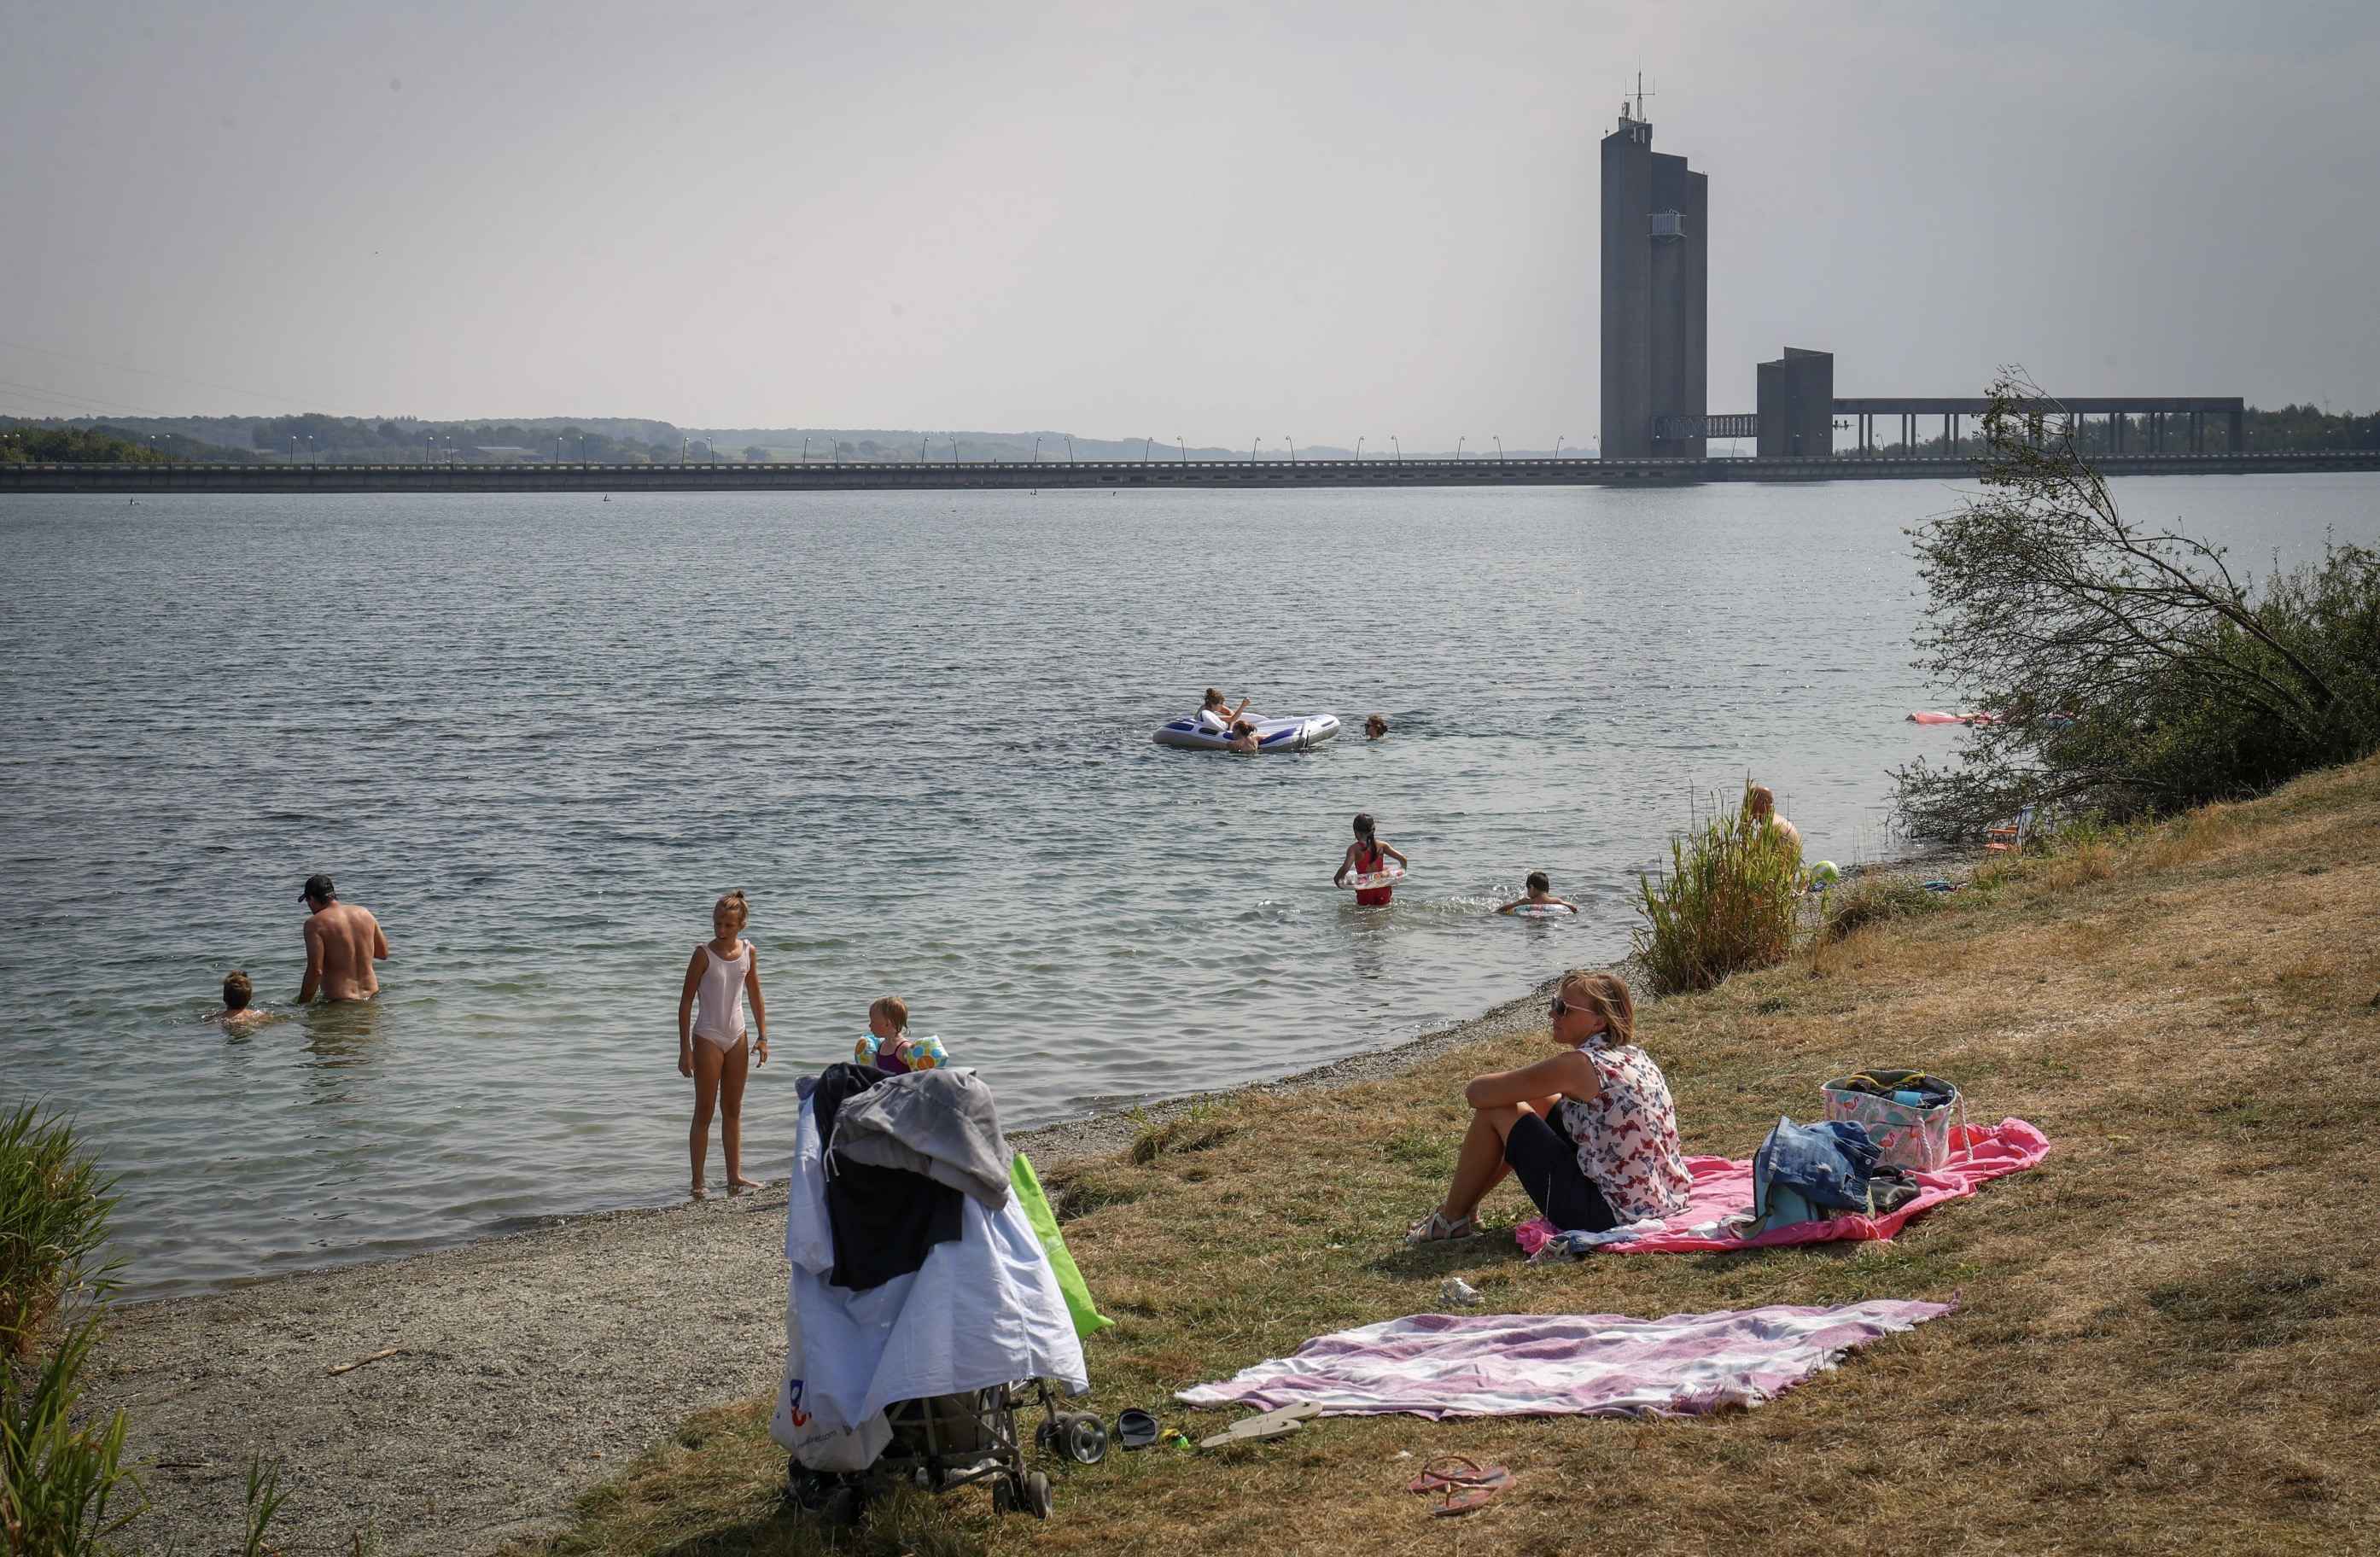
[676,889,769,1199]
[1497,871,1579,914]
[208,970,283,1029]
[1333,812,1409,906]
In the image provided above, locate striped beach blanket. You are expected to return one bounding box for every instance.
[1177,1300,1953,1420]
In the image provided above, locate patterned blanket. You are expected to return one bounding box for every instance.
[1177,1301,1953,1420]
[1518,1117,2050,1257]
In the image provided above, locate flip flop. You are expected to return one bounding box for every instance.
[1116,1409,1159,1450]
[1434,1484,1504,1517]
[1407,1455,1513,1494]
[1198,1402,1321,1450]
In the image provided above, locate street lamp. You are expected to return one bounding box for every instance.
[1493,434,1504,462]
[803,436,812,464]
[1455,436,1466,462]
[1176,436,1186,463]
[1065,435,1076,464]
[1391,434,1402,464]
[1355,436,1364,462]
[1553,434,1565,458]
[1250,437,1261,464]
[1143,436,1153,464]
[1033,437,1041,464]
[1286,436,1295,464]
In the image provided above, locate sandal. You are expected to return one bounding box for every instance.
[1407,1455,1513,1494]
[1434,1484,1503,1517]
[1403,1210,1478,1246]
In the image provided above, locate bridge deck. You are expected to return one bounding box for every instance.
[4,450,2373,494]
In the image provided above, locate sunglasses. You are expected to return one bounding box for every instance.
[1549,997,1572,1018]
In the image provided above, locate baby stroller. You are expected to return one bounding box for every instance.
[774,1063,1095,1525]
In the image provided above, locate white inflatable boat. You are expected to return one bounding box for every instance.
[1152,712,1341,753]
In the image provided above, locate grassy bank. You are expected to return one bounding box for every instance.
[521,757,2380,1556]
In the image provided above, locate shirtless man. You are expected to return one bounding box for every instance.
[298,873,388,1002]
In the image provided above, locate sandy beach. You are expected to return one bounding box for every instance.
[96,977,1566,1557]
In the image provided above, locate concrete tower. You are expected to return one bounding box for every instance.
[1599,92,1706,459]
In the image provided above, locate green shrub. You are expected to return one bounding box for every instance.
[1896,372,2380,840]
[1,1104,119,1360]
[1821,875,1945,942]
[2,1310,140,1554]
[1632,789,1805,994]
[3,1106,144,1554]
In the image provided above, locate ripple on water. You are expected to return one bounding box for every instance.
[2,478,2369,1294]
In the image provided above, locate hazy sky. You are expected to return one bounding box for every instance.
[5,0,2376,442]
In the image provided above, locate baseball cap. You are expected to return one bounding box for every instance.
[300,872,335,903]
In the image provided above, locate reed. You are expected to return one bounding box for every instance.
[1632,789,1805,994]
[0,1102,119,1360]
[2,1105,145,1554]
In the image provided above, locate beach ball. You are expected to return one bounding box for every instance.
[1811,860,1841,886]
[899,1035,948,1070]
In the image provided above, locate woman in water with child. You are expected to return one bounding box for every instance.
[677,890,770,1198]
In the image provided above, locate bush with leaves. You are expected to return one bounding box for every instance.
[1894,371,2380,841]
[1632,788,1805,994]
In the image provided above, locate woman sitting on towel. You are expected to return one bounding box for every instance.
[1405,971,1691,1244]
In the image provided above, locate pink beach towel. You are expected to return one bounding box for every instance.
[1177,1300,1955,1420]
[1515,1118,2050,1257]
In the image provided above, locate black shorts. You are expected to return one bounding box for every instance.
[1503,1110,1620,1233]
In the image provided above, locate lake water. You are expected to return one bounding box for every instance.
[2,475,2370,1298]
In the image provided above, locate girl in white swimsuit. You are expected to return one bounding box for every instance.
[675,890,770,1198]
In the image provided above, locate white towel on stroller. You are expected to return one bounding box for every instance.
[772,1089,1088,1467]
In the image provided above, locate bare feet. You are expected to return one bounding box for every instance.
[690,1180,708,1201]
[727,1175,761,1196]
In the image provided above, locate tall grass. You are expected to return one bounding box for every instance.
[1632,789,1805,994]
[3,1310,139,1554]
[1,1103,119,1359]
[3,1102,144,1554]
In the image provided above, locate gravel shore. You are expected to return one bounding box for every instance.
[96,976,1566,1557]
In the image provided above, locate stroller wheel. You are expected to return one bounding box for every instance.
[1061,1413,1109,1466]
[820,1484,862,1529]
[992,1476,1016,1515]
[1025,1469,1053,1520]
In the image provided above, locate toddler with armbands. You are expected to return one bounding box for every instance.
[854,995,948,1072]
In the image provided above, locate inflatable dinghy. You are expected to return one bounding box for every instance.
[1152,713,1341,753]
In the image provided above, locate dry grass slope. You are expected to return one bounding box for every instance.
[518,758,2380,1557]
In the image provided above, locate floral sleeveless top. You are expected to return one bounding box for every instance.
[1555,1042,1692,1222]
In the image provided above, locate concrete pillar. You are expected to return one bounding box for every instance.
[2230,408,2244,452]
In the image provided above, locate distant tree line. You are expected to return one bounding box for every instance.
[243,414,685,464]
[1,423,176,464]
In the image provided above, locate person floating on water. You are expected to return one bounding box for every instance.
[1334,812,1408,906]
[1496,871,1577,915]
[1226,719,1263,754]
[676,889,769,1199]
[209,970,283,1029]
[1747,784,1802,859]
[1365,714,1389,740]
[1197,687,1251,735]
[298,873,388,1003]
[1404,970,1689,1245]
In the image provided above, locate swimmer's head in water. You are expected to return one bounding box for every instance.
[1231,720,1254,736]
[1203,687,1226,709]
[300,872,335,907]
[1366,714,1388,738]
[1526,871,1549,895]
[714,889,749,936]
[223,970,253,1011]
[1352,812,1376,839]
[868,994,908,1036]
